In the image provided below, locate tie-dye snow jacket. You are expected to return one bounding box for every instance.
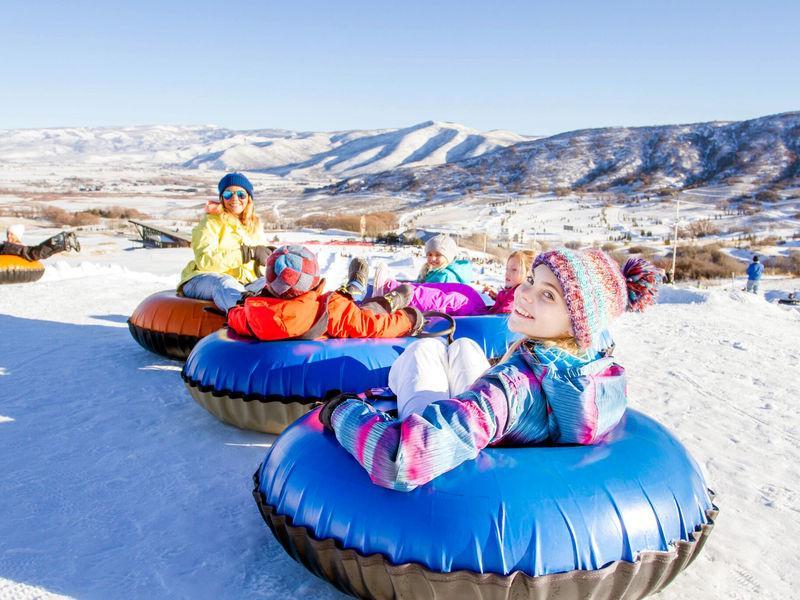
[330,342,627,492]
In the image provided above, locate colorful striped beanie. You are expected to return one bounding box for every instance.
[265,245,321,298]
[533,248,661,350]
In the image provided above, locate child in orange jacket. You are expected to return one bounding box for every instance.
[227,245,423,341]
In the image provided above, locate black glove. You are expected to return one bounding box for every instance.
[318,392,359,432]
[402,306,425,336]
[233,290,257,308]
[241,245,272,267]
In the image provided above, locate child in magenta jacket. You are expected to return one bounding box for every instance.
[374,250,536,316]
[320,248,661,492]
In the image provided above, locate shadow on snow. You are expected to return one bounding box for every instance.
[0,314,335,599]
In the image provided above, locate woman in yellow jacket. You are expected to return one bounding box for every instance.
[179,173,271,311]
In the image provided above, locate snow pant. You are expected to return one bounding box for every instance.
[383,279,487,316]
[746,279,760,294]
[388,337,490,420]
[181,273,266,312]
[0,234,66,262]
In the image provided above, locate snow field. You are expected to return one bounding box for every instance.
[0,265,346,600]
[615,290,800,599]
[1,238,799,599]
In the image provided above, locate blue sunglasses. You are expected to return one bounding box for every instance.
[222,189,248,201]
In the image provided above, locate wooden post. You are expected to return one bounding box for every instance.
[670,197,680,283]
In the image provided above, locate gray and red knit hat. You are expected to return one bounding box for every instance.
[265,245,321,298]
[533,248,661,350]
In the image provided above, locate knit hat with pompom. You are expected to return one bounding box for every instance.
[533,248,661,350]
[265,245,321,298]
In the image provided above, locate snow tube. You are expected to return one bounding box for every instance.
[128,290,226,361]
[450,314,519,361]
[182,331,418,434]
[253,407,717,600]
[182,315,518,434]
[778,298,800,306]
[0,255,45,284]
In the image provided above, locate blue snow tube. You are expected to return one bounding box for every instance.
[253,407,717,599]
[182,330,418,434]
[182,316,517,435]
[450,313,519,360]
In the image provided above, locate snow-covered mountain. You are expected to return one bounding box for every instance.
[0,121,531,180]
[324,112,800,195]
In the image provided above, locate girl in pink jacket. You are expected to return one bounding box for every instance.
[373,250,536,316]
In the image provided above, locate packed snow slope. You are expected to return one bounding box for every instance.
[0,122,529,180]
[1,234,799,599]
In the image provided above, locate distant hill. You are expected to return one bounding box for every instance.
[0,121,531,180]
[322,111,800,195]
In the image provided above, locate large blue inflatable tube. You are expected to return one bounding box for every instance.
[182,315,518,434]
[451,313,519,359]
[183,330,415,401]
[182,330,417,433]
[253,407,716,598]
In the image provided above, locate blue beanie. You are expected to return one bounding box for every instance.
[218,172,254,198]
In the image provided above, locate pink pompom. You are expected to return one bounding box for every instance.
[622,257,662,312]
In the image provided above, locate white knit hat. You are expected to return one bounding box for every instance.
[424,234,458,263]
[7,224,25,240]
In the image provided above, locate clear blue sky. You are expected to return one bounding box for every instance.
[2,0,797,135]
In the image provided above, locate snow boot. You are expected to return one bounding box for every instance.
[340,257,369,298]
[45,232,69,253]
[361,283,414,314]
[47,231,80,253]
[384,283,414,312]
[372,261,389,297]
[65,231,81,252]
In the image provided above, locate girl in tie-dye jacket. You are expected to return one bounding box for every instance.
[320,248,662,492]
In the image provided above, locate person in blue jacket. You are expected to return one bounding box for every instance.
[746,255,764,293]
[417,234,473,284]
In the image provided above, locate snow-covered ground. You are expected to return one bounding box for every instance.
[1,232,799,599]
[1,156,797,266]
[400,188,800,253]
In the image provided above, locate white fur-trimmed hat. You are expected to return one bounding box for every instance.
[7,224,25,239]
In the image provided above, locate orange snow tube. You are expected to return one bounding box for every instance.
[0,255,45,284]
[128,290,227,361]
